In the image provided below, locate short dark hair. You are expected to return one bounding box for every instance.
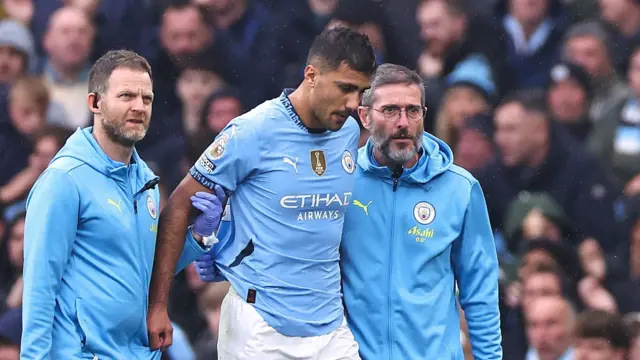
[500,89,548,117]
[89,50,152,95]
[419,0,468,16]
[576,310,631,350]
[361,63,425,106]
[163,2,210,26]
[306,26,377,76]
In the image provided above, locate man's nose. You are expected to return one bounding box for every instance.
[395,110,410,128]
[346,92,361,111]
[131,96,145,111]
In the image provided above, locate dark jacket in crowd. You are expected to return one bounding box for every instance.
[475,125,622,253]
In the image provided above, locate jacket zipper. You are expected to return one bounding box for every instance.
[388,169,402,359]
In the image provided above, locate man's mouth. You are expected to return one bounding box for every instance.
[126,119,144,125]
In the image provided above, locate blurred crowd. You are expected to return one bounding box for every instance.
[0,0,639,359]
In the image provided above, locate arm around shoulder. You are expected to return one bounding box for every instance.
[21,168,80,359]
[451,180,502,360]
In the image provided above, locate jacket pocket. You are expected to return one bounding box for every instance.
[75,296,146,356]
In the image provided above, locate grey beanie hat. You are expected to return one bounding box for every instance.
[0,20,37,72]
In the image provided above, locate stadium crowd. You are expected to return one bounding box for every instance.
[0,0,639,359]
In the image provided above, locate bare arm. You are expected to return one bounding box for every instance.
[148,174,211,309]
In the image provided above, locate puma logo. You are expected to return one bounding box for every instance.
[283,156,299,173]
[352,200,372,215]
[107,199,122,214]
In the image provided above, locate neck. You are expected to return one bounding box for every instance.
[92,122,134,165]
[214,1,247,29]
[288,86,324,129]
[373,147,421,170]
[49,59,85,83]
[518,18,544,40]
[618,8,640,36]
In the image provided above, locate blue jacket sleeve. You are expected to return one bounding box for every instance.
[174,227,207,274]
[451,181,502,360]
[21,169,80,359]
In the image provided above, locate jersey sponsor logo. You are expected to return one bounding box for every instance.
[280,192,352,221]
[408,225,434,242]
[413,202,435,225]
[198,156,216,173]
[310,150,327,176]
[342,150,355,174]
[208,133,229,160]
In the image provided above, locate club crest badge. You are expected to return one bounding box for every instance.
[147,195,157,220]
[413,202,435,225]
[342,150,355,174]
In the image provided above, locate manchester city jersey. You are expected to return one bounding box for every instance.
[190,89,359,337]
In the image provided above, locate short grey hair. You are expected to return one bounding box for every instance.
[361,63,425,107]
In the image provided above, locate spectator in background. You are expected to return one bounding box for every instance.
[0,75,49,190]
[154,2,228,114]
[598,0,640,72]
[176,58,227,139]
[191,0,281,107]
[41,6,95,130]
[0,307,21,360]
[416,0,507,107]
[0,212,24,314]
[574,310,631,360]
[0,19,35,91]
[546,61,593,143]
[588,42,640,188]
[326,0,388,64]
[137,53,228,191]
[524,296,576,360]
[199,87,243,137]
[476,90,621,254]
[434,55,495,147]
[0,125,71,208]
[500,0,565,90]
[503,263,578,359]
[563,21,631,126]
[502,192,571,253]
[193,282,230,360]
[274,0,340,89]
[454,112,496,173]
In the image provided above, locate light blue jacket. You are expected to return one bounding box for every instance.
[341,133,502,360]
[21,128,206,359]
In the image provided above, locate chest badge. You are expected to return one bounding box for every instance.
[342,150,355,174]
[147,195,157,220]
[413,202,435,225]
[310,150,327,176]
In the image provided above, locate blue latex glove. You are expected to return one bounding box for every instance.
[190,185,227,237]
[194,254,225,282]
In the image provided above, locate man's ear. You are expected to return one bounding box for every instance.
[87,92,100,114]
[357,106,371,129]
[303,65,318,88]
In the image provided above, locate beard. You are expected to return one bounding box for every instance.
[100,102,148,147]
[370,125,422,165]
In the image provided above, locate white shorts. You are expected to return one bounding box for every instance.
[217,287,361,360]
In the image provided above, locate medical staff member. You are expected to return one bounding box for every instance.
[21,50,226,359]
[341,63,502,359]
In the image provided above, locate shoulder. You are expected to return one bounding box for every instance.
[343,117,361,140]
[47,156,86,178]
[443,164,479,189]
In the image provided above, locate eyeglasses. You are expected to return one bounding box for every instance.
[373,105,426,122]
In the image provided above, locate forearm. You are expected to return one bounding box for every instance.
[149,195,191,308]
[0,169,39,204]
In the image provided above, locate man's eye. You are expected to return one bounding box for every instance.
[383,107,398,115]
